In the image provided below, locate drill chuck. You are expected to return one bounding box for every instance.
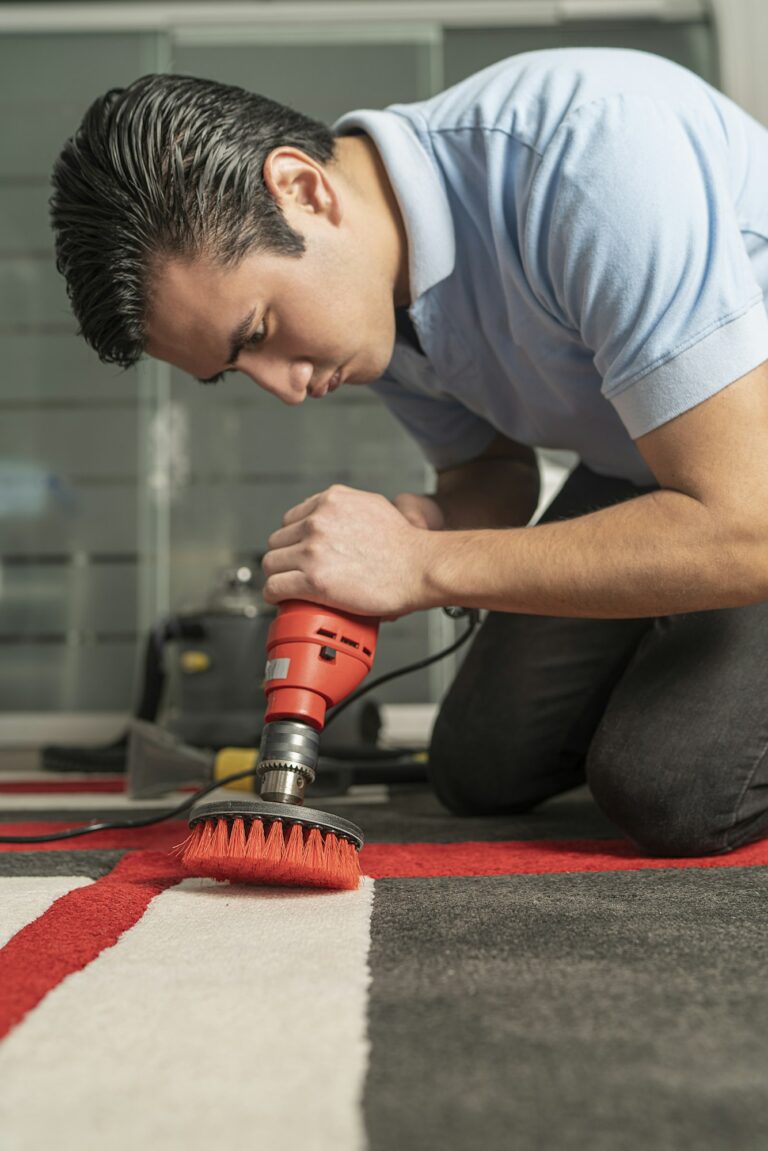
[257,719,319,805]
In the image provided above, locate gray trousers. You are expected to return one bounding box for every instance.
[429,464,768,856]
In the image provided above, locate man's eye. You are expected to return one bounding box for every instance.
[245,320,267,347]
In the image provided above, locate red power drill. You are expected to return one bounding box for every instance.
[179,600,380,886]
[179,598,474,885]
[256,599,380,807]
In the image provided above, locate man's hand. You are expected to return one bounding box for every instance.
[430,434,540,530]
[262,484,438,617]
[392,492,446,531]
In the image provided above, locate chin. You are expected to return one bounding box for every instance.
[366,339,397,382]
[345,330,397,386]
[356,366,385,386]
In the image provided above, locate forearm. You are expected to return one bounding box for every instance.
[422,488,768,617]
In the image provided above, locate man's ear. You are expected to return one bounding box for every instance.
[263,147,342,225]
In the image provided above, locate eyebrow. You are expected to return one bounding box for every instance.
[196,306,259,384]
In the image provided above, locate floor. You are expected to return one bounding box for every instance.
[1,760,767,1151]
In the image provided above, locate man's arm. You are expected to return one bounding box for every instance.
[262,361,768,619]
[395,434,540,531]
[424,360,768,618]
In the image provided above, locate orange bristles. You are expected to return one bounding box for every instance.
[174,816,362,890]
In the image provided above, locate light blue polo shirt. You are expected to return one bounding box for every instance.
[334,49,768,485]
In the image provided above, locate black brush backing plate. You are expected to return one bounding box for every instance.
[188,798,364,850]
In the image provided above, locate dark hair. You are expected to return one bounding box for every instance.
[50,73,336,368]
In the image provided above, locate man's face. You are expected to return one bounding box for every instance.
[146,227,398,403]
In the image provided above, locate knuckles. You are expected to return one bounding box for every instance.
[301,540,322,566]
[307,570,330,598]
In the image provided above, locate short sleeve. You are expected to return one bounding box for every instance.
[525,93,768,439]
[370,373,497,469]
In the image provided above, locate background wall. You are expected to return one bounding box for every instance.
[0,1,737,738]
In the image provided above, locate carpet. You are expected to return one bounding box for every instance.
[1,772,767,1150]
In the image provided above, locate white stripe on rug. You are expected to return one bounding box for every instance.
[0,877,93,948]
[0,876,375,1151]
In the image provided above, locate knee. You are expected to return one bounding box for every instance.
[428,705,566,817]
[428,713,524,815]
[586,737,727,857]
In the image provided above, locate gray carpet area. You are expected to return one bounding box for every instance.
[325,783,622,843]
[0,850,124,878]
[365,869,768,1151]
[0,781,620,840]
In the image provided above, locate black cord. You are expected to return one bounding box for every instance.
[324,608,480,727]
[0,767,260,844]
[0,608,480,844]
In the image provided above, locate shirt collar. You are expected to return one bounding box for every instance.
[333,108,455,302]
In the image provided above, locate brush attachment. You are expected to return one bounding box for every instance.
[175,799,364,891]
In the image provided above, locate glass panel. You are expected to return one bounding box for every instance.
[445,19,718,88]
[0,31,163,723]
[174,32,437,124]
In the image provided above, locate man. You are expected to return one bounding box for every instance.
[51,49,768,857]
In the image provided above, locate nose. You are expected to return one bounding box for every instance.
[238,354,313,404]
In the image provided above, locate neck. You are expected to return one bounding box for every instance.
[333,134,411,308]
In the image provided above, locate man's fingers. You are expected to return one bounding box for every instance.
[393,492,445,531]
[281,494,321,527]
[392,494,422,525]
[261,542,308,577]
[281,484,356,528]
[266,521,305,550]
[262,571,317,605]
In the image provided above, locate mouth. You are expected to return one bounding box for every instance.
[308,367,343,399]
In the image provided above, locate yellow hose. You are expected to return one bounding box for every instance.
[213,747,259,792]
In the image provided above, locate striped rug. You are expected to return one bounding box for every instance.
[1,773,767,1151]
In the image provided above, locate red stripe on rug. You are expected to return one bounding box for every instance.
[361,836,768,877]
[2,821,767,874]
[0,852,182,1041]
[0,822,187,852]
